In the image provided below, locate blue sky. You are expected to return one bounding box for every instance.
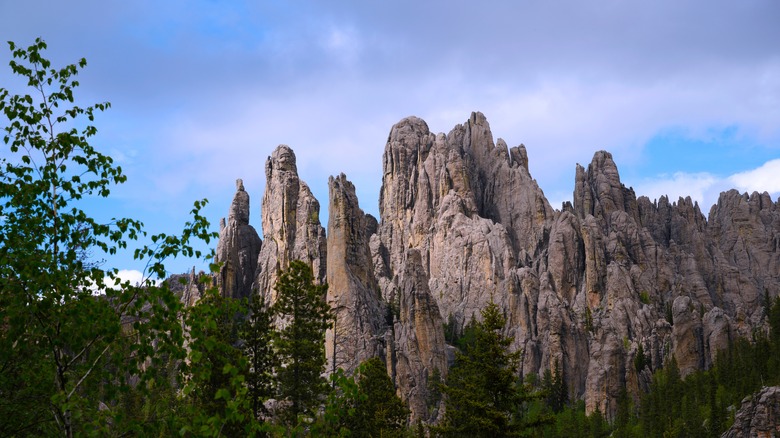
[2,0,779,281]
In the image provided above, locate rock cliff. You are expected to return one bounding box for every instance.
[212,113,780,422]
[722,386,780,438]
[257,145,327,304]
[325,174,385,375]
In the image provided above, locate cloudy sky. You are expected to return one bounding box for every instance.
[2,1,779,278]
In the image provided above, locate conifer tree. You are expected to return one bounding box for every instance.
[272,260,332,425]
[352,357,408,436]
[242,292,276,420]
[437,301,524,437]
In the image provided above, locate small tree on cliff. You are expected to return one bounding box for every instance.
[272,260,333,425]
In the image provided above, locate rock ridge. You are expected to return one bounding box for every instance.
[212,113,780,422]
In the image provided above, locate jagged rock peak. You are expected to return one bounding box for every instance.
[386,116,431,148]
[326,173,384,375]
[574,150,638,222]
[215,178,262,299]
[229,178,250,226]
[265,144,297,178]
[255,145,327,303]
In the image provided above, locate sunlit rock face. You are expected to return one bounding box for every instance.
[213,113,780,421]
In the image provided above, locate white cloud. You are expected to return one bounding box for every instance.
[113,269,147,286]
[89,269,150,296]
[632,172,719,207]
[729,159,780,193]
[631,159,780,211]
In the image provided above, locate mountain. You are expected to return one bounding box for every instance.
[213,112,780,422]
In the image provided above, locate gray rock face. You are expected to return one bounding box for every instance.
[215,179,262,299]
[255,145,327,304]
[722,386,780,438]
[325,174,386,375]
[209,113,779,423]
[390,250,447,423]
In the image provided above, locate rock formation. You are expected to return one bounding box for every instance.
[325,174,385,375]
[722,386,780,438]
[211,112,780,423]
[254,145,327,305]
[215,179,262,299]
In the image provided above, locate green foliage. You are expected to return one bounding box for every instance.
[638,291,650,305]
[272,260,333,426]
[455,314,478,351]
[612,296,780,438]
[315,358,409,437]
[542,359,568,413]
[633,343,648,373]
[352,357,409,436]
[437,302,527,437]
[242,291,277,421]
[0,38,216,437]
[443,313,458,344]
[583,306,594,333]
[426,367,443,416]
[536,400,611,437]
[180,288,263,436]
[315,368,360,436]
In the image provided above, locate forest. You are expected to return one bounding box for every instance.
[2,39,779,437]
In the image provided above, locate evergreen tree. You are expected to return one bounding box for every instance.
[352,357,409,437]
[272,260,333,426]
[242,292,277,421]
[437,301,524,437]
[543,359,568,413]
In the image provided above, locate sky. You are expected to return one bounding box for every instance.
[2,0,779,280]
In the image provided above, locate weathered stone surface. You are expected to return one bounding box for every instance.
[208,113,780,423]
[169,268,209,307]
[369,113,779,419]
[390,250,447,423]
[325,174,386,375]
[254,145,327,305]
[722,386,780,438]
[215,179,262,299]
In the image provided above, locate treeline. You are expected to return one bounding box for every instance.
[114,260,410,436]
[608,295,780,438]
[437,294,780,438]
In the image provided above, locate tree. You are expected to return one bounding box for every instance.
[542,358,568,413]
[242,291,277,421]
[0,39,215,436]
[437,301,524,437]
[351,357,408,436]
[272,260,333,426]
[180,287,256,436]
[315,358,409,437]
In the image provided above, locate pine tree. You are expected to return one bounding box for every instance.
[352,357,409,437]
[242,292,277,421]
[437,301,524,437]
[272,260,333,426]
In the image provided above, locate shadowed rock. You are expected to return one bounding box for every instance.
[215,179,262,299]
